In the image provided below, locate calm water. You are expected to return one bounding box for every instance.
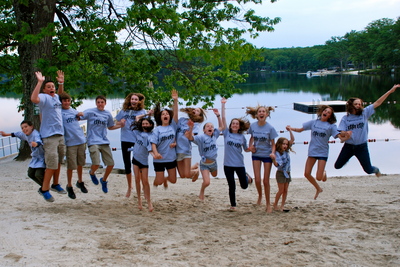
[1,72,399,178]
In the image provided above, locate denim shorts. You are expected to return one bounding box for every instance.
[200,161,218,173]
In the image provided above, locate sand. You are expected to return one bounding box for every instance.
[0,155,399,266]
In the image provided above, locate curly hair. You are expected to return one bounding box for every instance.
[316,105,337,124]
[245,105,275,119]
[229,117,250,134]
[122,93,145,111]
[154,103,174,126]
[131,117,155,132]
[180,107,206,123]
[346,97,364,115]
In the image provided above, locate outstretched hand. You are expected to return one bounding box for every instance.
[56,70,64,84]
[35,72,45,82]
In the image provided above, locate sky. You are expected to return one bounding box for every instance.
[243,0,400,48]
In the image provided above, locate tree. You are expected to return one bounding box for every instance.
[0,0,281,159]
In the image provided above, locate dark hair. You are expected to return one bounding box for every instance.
[316,105,337,124]
[229,117,250,134]
[122,93,145,111]
[95,95,107,103]
[154,103,173,126]
[59,92,71,102]
[20,120,33,126]
[346,97,364,115]
[131,117,155,132]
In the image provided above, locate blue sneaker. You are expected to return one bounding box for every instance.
[89,170,99,185]
[50,184,67,194]
[100,178,108,193]
[38,188,55,202]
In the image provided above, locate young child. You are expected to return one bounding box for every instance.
[115,93,147,198]
[272,126,294,212]
[173,90,205,181]
[130,117,155,211]
[185,99,226,201]
[31,70,66,202]
[335,84,399,176]
[222,99,253,210]
[81,95,122,193]
[60,92,88,199]
[1,121,46,189]
[150,100,178,189]
[287,105,343,200]
[246,105,278,213]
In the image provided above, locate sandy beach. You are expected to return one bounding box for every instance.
[0,155,399,266]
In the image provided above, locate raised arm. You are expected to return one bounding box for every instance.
[220,97,227,130]
[373,84,399,109]
[184,119,195,141]
[286,125,295,145]
[172,89,178,123]
[56,70,64,94]
[31,72,45,104]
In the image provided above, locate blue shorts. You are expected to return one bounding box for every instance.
[200,161,218,173]
[252,156,273,163]
[311,156,328,161]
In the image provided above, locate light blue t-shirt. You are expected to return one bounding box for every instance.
[223,128,248,167]
[248,122,278,157]
[275,150,291,178]
[176,117,200,155]
[62,108,86,147]
[303,119,339,157]
[115,109,146,142]
[191,128,221,161]
[13,130,46,168]
[38,93,63,138]
[81,108,115,146]
[131,130,152,166]
[149,121,177,163]
[338,104,375,145]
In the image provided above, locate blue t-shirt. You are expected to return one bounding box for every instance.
[38,93,63,138]
[223,128,248,167]
[115,109,146,142]
[149,121,177,163]
[131,130,152,166]
[275,150,291,178]
[81,108,115,146]
[62,108,86,147]
[13,130,45,168]
[176,117,200,155]
[192,128,221,161]
[248,122,278,157]
[338,104,374,145]
[303,119,339,157]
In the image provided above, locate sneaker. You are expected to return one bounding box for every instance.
[100,178,108,193]
[374,168,381,177]
[76,181,88,193]
[38,188,55,202]
[89,170,99,185]
[50,184,67,194]
[66,186,76,199]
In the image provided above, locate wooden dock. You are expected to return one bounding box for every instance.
[293,100,346,114]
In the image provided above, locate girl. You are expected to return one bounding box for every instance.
[131,117,155,212]
[334,84,399,176]
[246,105,278,213]
[115,93,147,198]
[222,103,253,210]
[150,94,178,188]
[173,90,206,181]
[272,126,294,212]
[185,98,226,201]
[288,105,344,200]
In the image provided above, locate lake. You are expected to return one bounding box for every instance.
[1,72,399,178]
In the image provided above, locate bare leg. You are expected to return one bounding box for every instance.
[166,167,177,184]
[102,165,114,182]
[133,165,142,210]
[67,169,73,187]
[140,168,153,212]
[199,169,211,201]
[42,168,56,191]
[252,160,262,205]
[274,182,285,211]
[263,162,273,213]
[125,172,132,198]
[52,163,62,185]
[177,158,191,178]
[280,182,289,211]
[304,157,323,200]
[77,165,83,183]
[90,165,99,177]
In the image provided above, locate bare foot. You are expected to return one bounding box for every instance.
[322,171,327,182]
[163,179,168,189]
[314,187,323,200]
[266,205,272,213]
[125,187,132,198]
[256,196,262,205]
[138,204,143,210]
[148,202,154,212]
[273,205,279,211]
[229,207,236,211]
[191,162,199,169]
[199,193,205,201]
[192,170,199,182]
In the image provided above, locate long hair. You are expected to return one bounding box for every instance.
[245,105,275,119]
[229,117,250,134]
[276,137,294,154]
[122,93,145,111]
[131,117,155,132]
[180,107,206,123]
[317,105,337,124]
[154,103,173,126]
[346,97,363,115]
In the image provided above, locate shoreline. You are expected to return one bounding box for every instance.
[1,156,400,266]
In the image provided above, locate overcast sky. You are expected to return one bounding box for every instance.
[245,0,400,48]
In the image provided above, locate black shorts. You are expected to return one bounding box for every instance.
[132,157,148,169]
[153,161,177,172]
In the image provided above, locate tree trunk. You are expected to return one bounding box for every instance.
[13,0,56,160]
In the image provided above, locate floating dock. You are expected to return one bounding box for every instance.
[293,101,346,114]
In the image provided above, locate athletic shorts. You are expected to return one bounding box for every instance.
[153,160,177,172]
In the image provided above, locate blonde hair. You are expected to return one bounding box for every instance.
[180,107,207,123]
[246,105,275,119]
